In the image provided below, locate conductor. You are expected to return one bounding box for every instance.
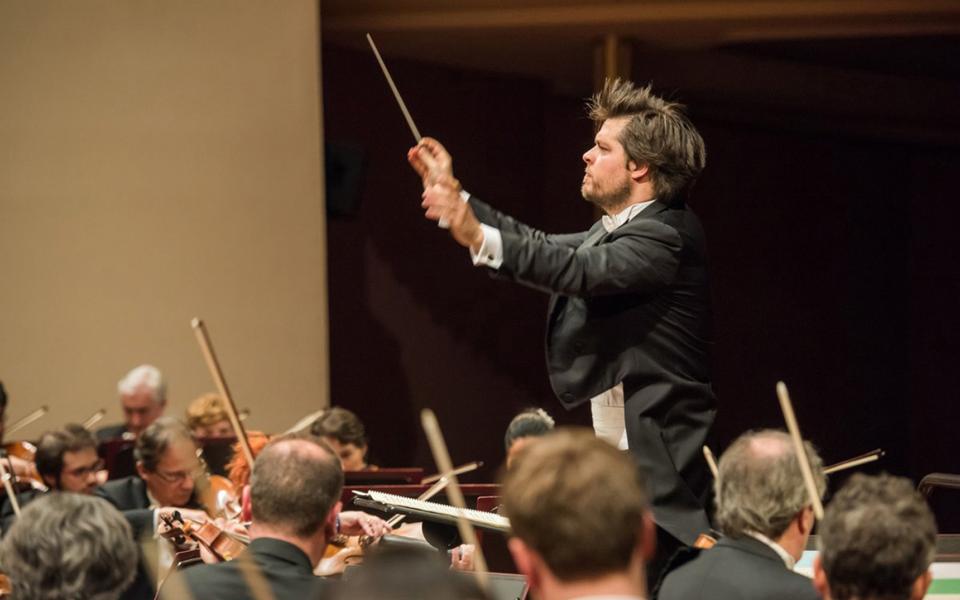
[408,79,717,568]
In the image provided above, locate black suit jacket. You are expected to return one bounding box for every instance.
[96,423,130,441]
[95,475,156,537]
[657,536,820,600]
[471,197,716,544]
[165,537,332,600]
[0,488,45,535]
[95,476,202,600]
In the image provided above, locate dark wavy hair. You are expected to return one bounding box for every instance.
[587,78,706,203]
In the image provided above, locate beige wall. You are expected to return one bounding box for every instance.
[0,0,328,438]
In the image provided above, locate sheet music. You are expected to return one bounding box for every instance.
[360,490,511,533]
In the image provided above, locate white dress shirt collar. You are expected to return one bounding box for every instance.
[601,199,656,233]
[745,531,796,570]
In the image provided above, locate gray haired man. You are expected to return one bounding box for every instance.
[814,473,936,600]
[656,429,825,600]
[98,364,167,441]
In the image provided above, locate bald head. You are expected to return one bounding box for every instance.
[716,429,826,539]
[251,438,344,537]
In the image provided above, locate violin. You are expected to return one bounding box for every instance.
[193,449,241,521]
[315,467,474,577]
[159,511,248,564]
[315,523,436,577]
[0,445,46,494]
[316,532,372,576]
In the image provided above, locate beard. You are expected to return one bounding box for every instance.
[581,175,632,212]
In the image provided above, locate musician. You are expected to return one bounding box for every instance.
[409,78,716,566]
[36,424,103,494]
[501,428,654,600]
[0,425,104,534]
[185,392,234,438]
[656,430,825,600]
[814,473,936,600]
[162,436,345,599]
[504,408,554,469]
[97,364,167,441]
[96,417,210,600]
[96,417,204,536]
[0,493,138,600]
[309,406,373,471]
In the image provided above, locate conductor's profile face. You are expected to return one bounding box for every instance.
[581,117,635,211]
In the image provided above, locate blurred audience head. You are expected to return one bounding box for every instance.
[814,473,936,600]
[501,428,653,598]
[332,545,491,600]
[0,492,137,600]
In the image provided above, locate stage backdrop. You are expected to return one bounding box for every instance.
[0,0,329,435]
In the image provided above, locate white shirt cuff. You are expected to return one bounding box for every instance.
[470,224,503,269]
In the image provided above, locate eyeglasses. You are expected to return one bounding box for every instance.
[151,467,200,485]
[64,460,104,479]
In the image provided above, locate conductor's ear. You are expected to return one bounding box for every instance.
[627,160,650,183]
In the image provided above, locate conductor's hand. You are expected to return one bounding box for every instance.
[407,137,453,187]
[422,178,483,251]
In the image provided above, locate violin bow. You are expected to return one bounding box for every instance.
[702,445,719,479]
[422,460,483,485]
[0,455,21,517]
[283,408,327,435]
[81,408,107,431]
[5,406,49,438]
[421,408,490,588]
[776,381,825,520]
[189,318,275,600]
[190,318,256,469]
[824,448,884,475]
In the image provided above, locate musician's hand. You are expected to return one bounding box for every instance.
[408,137,453,187]
[337,511,392,538]
[422,180,483,251]
[8,455,36,480]
[450,544,475,571]
[154,507,210,537]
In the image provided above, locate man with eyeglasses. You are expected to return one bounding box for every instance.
[96,417,207,600]
[37,424,104,493]
[96,416,204,533]
[0,424,105,532]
